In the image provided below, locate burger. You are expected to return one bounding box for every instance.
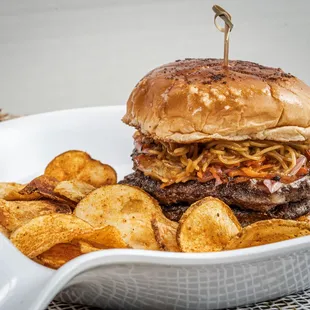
[120,58,310,227]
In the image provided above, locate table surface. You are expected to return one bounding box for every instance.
[1,0,310,115]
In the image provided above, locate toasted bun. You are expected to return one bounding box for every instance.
[122,59,310,143]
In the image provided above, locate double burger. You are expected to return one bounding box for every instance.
[120,58,310,226]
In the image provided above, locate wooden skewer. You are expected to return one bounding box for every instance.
[224,23,230,67]
[212,5,233,67]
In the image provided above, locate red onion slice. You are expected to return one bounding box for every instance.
[289,155,307,176]
[263,179,283,193]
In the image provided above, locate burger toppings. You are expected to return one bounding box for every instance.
[289,155,307,176]
[133,132,310,190]
[263,179,282,194]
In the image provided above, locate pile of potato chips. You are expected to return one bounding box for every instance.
[1,150,310,269]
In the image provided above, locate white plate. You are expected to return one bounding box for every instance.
[1,106,310,310]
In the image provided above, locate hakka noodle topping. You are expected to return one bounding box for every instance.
[132,131,310,188]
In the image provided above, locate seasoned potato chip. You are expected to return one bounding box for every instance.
[0,199,71,232]
[226,219,310,250]
[54,180,95,203]
[10,214,93,258]
[0,182,23,198]
[79,225,128,249]
[19,175,58,195]
[4,190,41,201]
[78,241,103,254]
[177,197,242,252]
[296,214,310,224]
[37,243,82,269]
[20,175,76,208]
[0,223,9,237]
[0,182,40,201]
[44,150,117,187]
[151,217,180,252]
[75,185,164,250]
[77,160,117,188]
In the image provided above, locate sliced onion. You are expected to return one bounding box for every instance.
[263,179,283,194]
[216,167,223,175]
[289,155,307,176]
[215,168,223,186]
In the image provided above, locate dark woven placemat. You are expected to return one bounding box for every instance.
[48,288,310,309]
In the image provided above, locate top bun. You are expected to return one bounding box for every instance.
[122,59,310,143]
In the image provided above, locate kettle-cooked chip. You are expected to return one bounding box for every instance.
[177,197,242,252]
[19,175,58,195]
[79,225,129,249]
[37,243,82,269]
[0,182,41,201]
[10,214,93,258]
[296,214,310,224]
[44,150,117,187]
[225,219,310,250]
[151,217,180,252]
[0,199,71,232]
[19,175,76,208]
[78,241,104,254]
[0,182,24,199]
[0,182,23,198]
[74,185,165,250]
[54,180,95,203]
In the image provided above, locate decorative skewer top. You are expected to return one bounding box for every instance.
[212,5,234,67]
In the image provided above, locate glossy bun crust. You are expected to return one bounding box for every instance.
[122,59,310,143]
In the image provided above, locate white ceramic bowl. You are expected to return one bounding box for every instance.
[1,106,310,310]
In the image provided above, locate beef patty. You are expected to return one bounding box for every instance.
[120,171,310,226]
[121,171,310,212]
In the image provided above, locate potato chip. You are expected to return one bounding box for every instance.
[225,219,310,250]
[10,214,93,258]
[37,243,82,269]
[54,180,95,203]
[0,182,40,201]
[77,160,117,188]
[44,150,117,187]
[177,197,242,252]
[79,225,128,249]
[0,199,71,232]
[78,241,103,254]
[20,175,76,208]
[74,185,164,250]
[0,182,23,198]
[4,190,41,201]
[151,217,180,252]
[296,214,310,224]
[19,175,58,195]
[0,223,9,237]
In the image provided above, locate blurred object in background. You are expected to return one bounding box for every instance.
[0,110,18,121]
[0,0,309,115]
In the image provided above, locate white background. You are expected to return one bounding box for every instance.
[1,0,309,114]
